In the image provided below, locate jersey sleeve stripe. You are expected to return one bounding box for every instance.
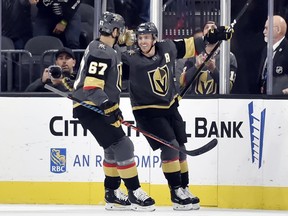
[84,77,104,89]
[183,37,196,58]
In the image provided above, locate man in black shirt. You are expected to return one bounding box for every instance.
[30,0,81,49]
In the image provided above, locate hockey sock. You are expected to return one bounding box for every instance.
[103,161,121,189]
[180,160,189,188]
[117,162,141,191]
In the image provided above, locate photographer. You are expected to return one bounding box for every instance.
[25,47,76,92]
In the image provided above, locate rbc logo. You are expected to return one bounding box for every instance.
[50,148,66,173]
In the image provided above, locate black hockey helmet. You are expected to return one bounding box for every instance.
[99,12,125,35]
[136,22,158,38]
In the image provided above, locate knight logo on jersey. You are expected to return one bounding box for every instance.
[147,65,169,96]
[195,71,217,94]
[50,148,66,174]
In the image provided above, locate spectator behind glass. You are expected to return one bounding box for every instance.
[193,28,204,39]
[179,21,237,94]
[2,0,33,49]
[257,15,288,95]
[29,0,81,49]
[112,0,150,30]
[25,47,76,92]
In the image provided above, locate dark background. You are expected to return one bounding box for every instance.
[230,0,288,94]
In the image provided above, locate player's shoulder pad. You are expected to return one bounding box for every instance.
[127,49,136,56]
[123,48,141,56]
[97,42,108,50]
[89,40,111,52]
[88,41,114,60]
[85,45,112,75]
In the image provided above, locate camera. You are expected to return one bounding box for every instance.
[48,65,62,79]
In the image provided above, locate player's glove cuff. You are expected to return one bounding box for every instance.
[100,101,118,115]
[218,26,233,40]
[204,26,233,44]
[99,100,123,128]
[99,100,123,120]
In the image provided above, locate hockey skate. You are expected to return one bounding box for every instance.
[170,187,193,211]
[105,188,131,211]
[128,188,156,211]
[182,187,200,210]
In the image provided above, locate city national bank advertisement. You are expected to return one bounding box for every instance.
[0,97,288,209]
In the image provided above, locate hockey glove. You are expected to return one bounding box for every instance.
[118,30,136,47]
[204,26,233,44]
[99,100,123,127]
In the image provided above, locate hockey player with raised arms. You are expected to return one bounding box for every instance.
[121,22,232,210]
[72,12,155,211]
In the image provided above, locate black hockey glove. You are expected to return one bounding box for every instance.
[99,100,123,127]
[204,26,233,44]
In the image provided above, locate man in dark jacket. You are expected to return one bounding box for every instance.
[179,21,237,95]
[25,47,76,92]
[30,0,81,49]
[257,15,288,95]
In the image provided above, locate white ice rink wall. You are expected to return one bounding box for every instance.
[0,97,288,210]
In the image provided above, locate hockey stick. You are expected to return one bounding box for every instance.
[180,0,252,98]
[44,84,217,156]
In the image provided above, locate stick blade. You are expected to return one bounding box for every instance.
[186,138,218,156]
